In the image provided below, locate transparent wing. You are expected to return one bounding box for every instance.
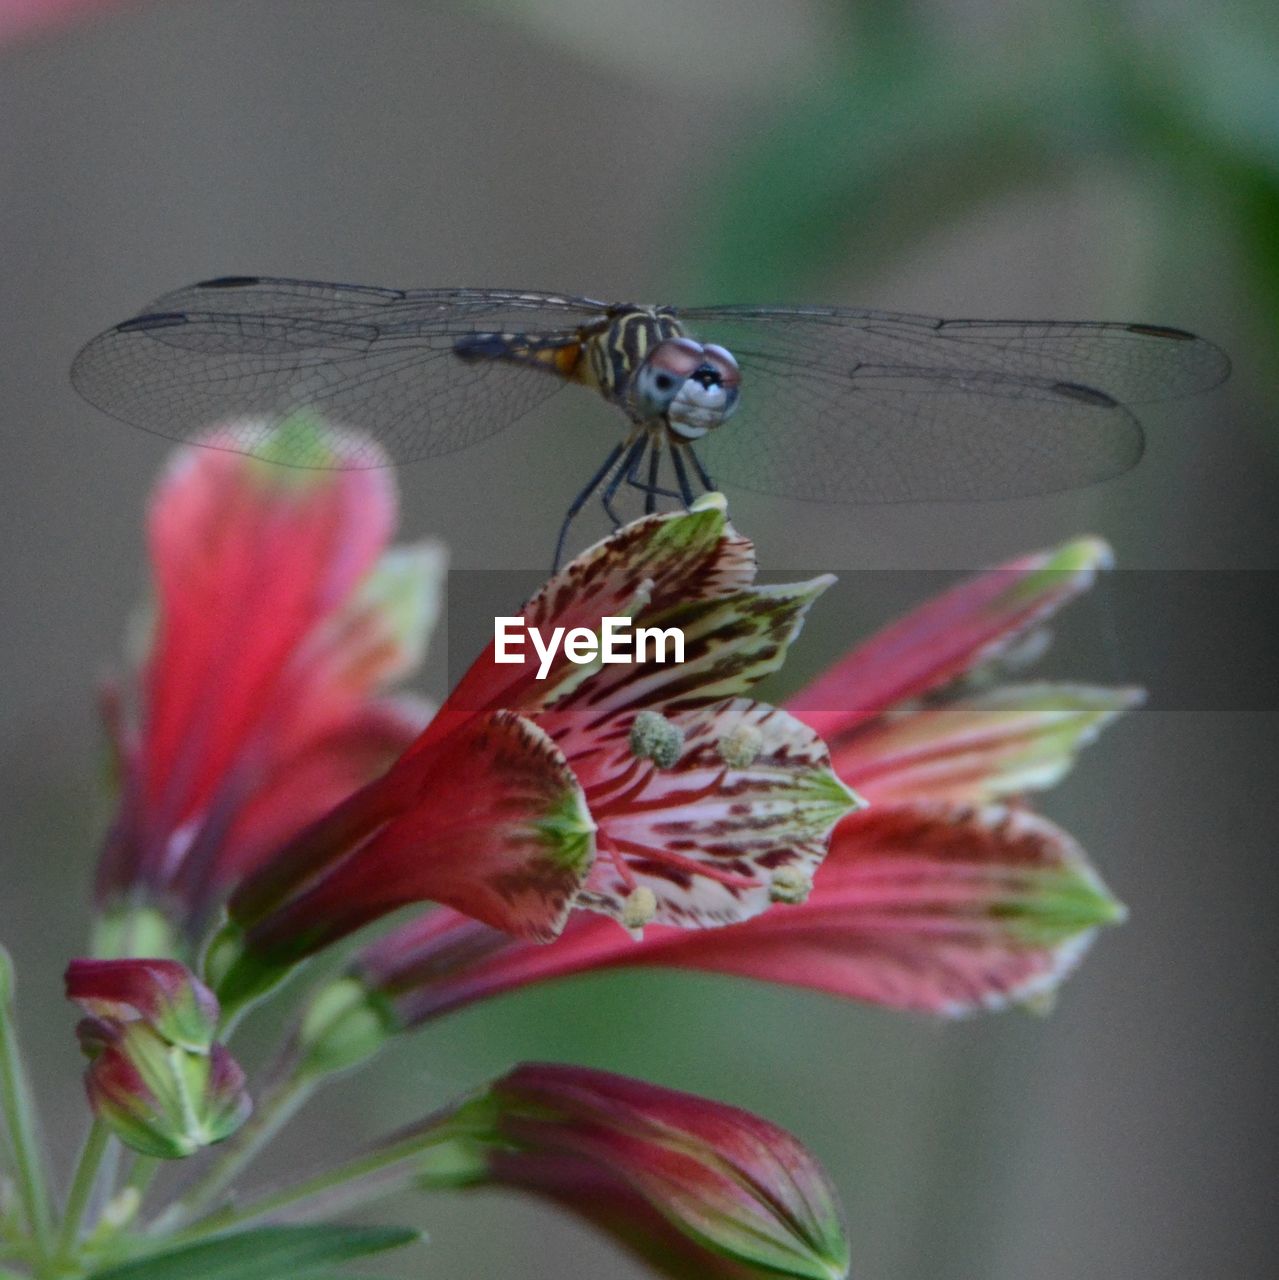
[677,306,1230,501]
[71,277,613,467]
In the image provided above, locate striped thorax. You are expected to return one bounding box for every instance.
[456,305,741,443]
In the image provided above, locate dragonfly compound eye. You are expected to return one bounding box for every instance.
[633,338,705,418]
[666,342,741,438]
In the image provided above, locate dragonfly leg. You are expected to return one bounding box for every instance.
[644,439,660,514]
[685,445,716,494]
[554,440,627,572]
[601,436,648,528]
[624,437,680,512]
[670,446,697,508]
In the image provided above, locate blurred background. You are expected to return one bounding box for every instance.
[1,1,1276,1277]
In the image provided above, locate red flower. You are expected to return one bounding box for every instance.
[404,492,858,931]
[356,538,1131,1022]
[95,425,444,939]
[214,494,857,1009]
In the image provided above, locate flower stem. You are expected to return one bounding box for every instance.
[56,1119,111,1258]
[125,1155,158,1202]
[0,950,53,1257]
[175,1124,456,1244]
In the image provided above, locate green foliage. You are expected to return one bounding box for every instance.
[86,1225,421,1280]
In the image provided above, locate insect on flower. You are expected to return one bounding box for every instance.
[70,278,1229,567]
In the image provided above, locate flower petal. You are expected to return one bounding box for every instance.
[537,576,835,762]
[142,430,395,821]
[361,803,1124,1023]
[422,495,756,735]
[478,1151,771,1279]
[833,683,1144,805]
[203,696,431,895]
[227,709,596,977]
[787,537,1113,741]
[292,540,446,704]
[578,700,861,928]
[102,428,397,903]
[630,804,1127,1015]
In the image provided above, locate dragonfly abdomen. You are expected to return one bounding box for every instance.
[452,331,588,383]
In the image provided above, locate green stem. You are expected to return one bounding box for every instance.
[125,1156,158,1202]
[174,1125,457,1244]
[56,1120,112,1258]
[0,954,53,1257]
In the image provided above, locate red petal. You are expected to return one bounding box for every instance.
[416,499,755,746]
[485,1151,762,1279]
[192,696,429,899]
[140,441,393,833]
[64,957,218,1049]
[366,803,1123,1022]
[232,710,595,957]
[786,538,1112,740]
[832,683,1143,805]
[100,435,404,908]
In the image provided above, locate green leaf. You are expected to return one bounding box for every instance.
[87,1225,420,1280]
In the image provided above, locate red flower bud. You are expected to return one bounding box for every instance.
[66,958,250,1158]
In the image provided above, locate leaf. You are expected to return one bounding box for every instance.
[87,1225,420,1280]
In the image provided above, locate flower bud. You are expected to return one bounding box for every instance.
[64,958,218,1052]
[471,1064,850,1279]
[66,958,250,1158]
[296,977,395,1079]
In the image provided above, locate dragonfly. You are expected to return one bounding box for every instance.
[71,276,1230,567]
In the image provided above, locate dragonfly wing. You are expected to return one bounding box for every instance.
[71,278,612,467]
[676,307,1228,502]
[679,306,1230,403]
[695,359,1143,502]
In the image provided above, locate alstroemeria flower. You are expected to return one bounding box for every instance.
[66,958,250,1158]
[408,1064,850,1280]
[355,537,1131,1023]
[215,496,858,1008]
[410,492,859,931]
[96,424,444,940]
[440,491,860,931]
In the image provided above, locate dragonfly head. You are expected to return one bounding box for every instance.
[631,338,740,438]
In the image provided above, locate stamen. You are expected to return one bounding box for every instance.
[597,828,639,892]
[620,885,658,930]
[612,836,760,891]
[768,866,813,904]
[718,722,763,768]
[629,709,683,768]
